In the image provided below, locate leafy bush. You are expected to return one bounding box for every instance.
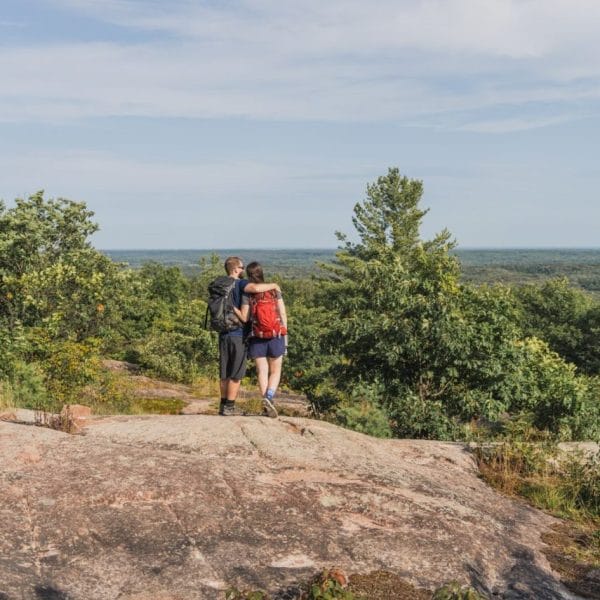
[135,328,216,383]
[41,339,103,411]
[386,387,457,440]
[513,278,591,367]
[283,301,340,399]
[304,570,356,600]
[500,337,587,436]
[79,370,138,414]
[8,361,48,409]
[0,322,29,380]
[335,400,392,438]
[0,380,15,412]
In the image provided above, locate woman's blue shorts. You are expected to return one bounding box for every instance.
[247,337,285,359]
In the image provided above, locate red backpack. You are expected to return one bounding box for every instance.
[249,290,287,338]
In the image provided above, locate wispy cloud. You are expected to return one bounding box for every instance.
[0,0,598,131]
[47,0,600,58]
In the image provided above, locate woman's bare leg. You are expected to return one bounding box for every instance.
[254,357,269,397]
[266,356,283,396]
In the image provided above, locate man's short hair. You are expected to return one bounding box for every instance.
[224,256,243,275]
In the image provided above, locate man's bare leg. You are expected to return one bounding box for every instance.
[219,379,243,415]
[226,378,241,401]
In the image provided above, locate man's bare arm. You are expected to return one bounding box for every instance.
[236,304,250,322]
[233,306,247,322]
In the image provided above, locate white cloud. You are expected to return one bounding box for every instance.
[0,149,287,198]
[47,0,600,59]
[0,0,598,130]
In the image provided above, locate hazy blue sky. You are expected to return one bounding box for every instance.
[1,0,599,249]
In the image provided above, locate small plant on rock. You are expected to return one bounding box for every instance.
[432,581,487,599]
[303,569,356,600]
[225,588,269,600]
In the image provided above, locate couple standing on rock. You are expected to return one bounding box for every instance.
[213,256,288,417]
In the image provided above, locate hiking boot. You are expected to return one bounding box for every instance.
[262,397,278,418]
[220,401,245,416]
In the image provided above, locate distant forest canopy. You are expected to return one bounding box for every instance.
[103,247,600,293]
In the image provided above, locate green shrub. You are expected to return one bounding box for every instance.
[432,581,487,599]
[135,331,201,382]
[566,377,600,442]
[0,380,15,411]
[335,401,392,438]
[498,337,588,436]
[331,382,392,438]
[41,338,103,411]
[131,298,217,383]
[8,361,48,409]
[79,370,137,414]
[305,570,356,600]
[386,386,457,440]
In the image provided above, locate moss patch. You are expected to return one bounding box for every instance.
[348,571,430,600]
[128,397,187,414]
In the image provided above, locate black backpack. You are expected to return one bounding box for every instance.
[205,276,242,333]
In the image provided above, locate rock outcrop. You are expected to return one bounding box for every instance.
[0,415,580,599]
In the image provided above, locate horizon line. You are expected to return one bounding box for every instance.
[99,246,600,252]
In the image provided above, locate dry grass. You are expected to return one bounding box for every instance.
[474,442,600,598]
[190,375,221,398]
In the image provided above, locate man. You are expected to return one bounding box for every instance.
[218,256,279,416]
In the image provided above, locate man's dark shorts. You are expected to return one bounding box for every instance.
[219,335,247,380]
[247,337,285,359]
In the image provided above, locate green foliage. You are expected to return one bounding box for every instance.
[320,170,460,437]
[0,192,122,341]
[335,392,392,439]
[77,370,137,414]
[8,361,48,409]
[138,261,190,304]
[135,331,199,382]
[497,337,587,435]
[432,581,487,600]
[305,571,356,600]
[315,169,511,438]
[568,377,600,441]
[41,339,103,411]
[191,253,224,298]
[3,182,598,443]
[295,168,598,441]
[128,397,186,415]
[576,305,600,375]
[386,387,458,440]
[283,300,339,400]
[514,278,593,367]
[132,299,217,382]
[0,380,15,411]
[0,321,28,379]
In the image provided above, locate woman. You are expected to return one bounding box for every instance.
[237,261,288,417]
